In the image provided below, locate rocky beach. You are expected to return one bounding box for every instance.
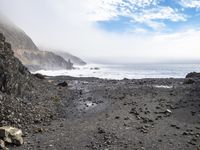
[1,32,200,150]
[16,76,200,150]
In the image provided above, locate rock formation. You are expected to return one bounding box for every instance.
[0,33,30,95]
[0,33,56,129]
[0,14,73,71]
[53,51,86,66]
[186,72,200,79]
[15,49,73,71]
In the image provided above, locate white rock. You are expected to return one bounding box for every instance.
[0,139,8,150]
[0,126,23,145]
[166,109,172,114]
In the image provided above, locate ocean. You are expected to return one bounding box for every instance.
[34,63,200,80]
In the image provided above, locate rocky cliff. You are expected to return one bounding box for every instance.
[0,33,30,95]
[0,14,73,71]
[0,33,57,128]
[53,51,86,66]
[15,49,73,71]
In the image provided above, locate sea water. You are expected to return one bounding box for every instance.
[34,63,200,80]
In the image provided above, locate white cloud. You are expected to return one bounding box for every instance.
[179,0,200,8]
[136,7,186,22]
[130,6,187,29]
[0,0,200,63]
[86,0,162,21]
[86,0,123,21]
[86,0,187,30]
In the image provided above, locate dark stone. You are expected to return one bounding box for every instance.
[0,33,5,42]
[57,81,68,87]
[115,116,120,119]
[97,127,105,134]
[129,108,139,115]
[0,72,7,92]
[34,73,45,80]
[191,111,196,116]
[186,72,200,78]
[4,42,11,50]
[183,79,195,84]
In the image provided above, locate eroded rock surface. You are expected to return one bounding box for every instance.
[0,33,59,130]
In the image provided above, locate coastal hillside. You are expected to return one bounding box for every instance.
[0,14,37,50]
[0,14,73,71]
[53,51,86,66]
[0,33,57,128]
[14,49,73,71]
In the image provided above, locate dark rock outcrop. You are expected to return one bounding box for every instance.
[0,33,30,95]
[183,79,195,84]
[186,72,200,79]
[53,51,86,66]
[0,33,56,128]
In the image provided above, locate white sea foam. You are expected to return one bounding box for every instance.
[153,85,173,89]
[33,63,200,80]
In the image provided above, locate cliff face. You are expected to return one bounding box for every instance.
[0,33,30,95]
[15,49,73,71]
[53,51,86,66]
[0,32,33,126]
[0,14,73,71]
[0,33,57,127]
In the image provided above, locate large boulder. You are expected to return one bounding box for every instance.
[186,72,200,79]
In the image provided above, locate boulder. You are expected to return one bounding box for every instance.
[186,72,200,78]
[57,81,68,87]
[33,73,45,80]
[0,126,23,145]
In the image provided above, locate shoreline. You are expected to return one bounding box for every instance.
[32,62,200,80]
[45,74,186,81]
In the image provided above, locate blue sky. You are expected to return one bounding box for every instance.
[90,0,200,33]
[1,0,200,62]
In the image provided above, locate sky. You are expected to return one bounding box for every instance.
[1,0,200,63]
